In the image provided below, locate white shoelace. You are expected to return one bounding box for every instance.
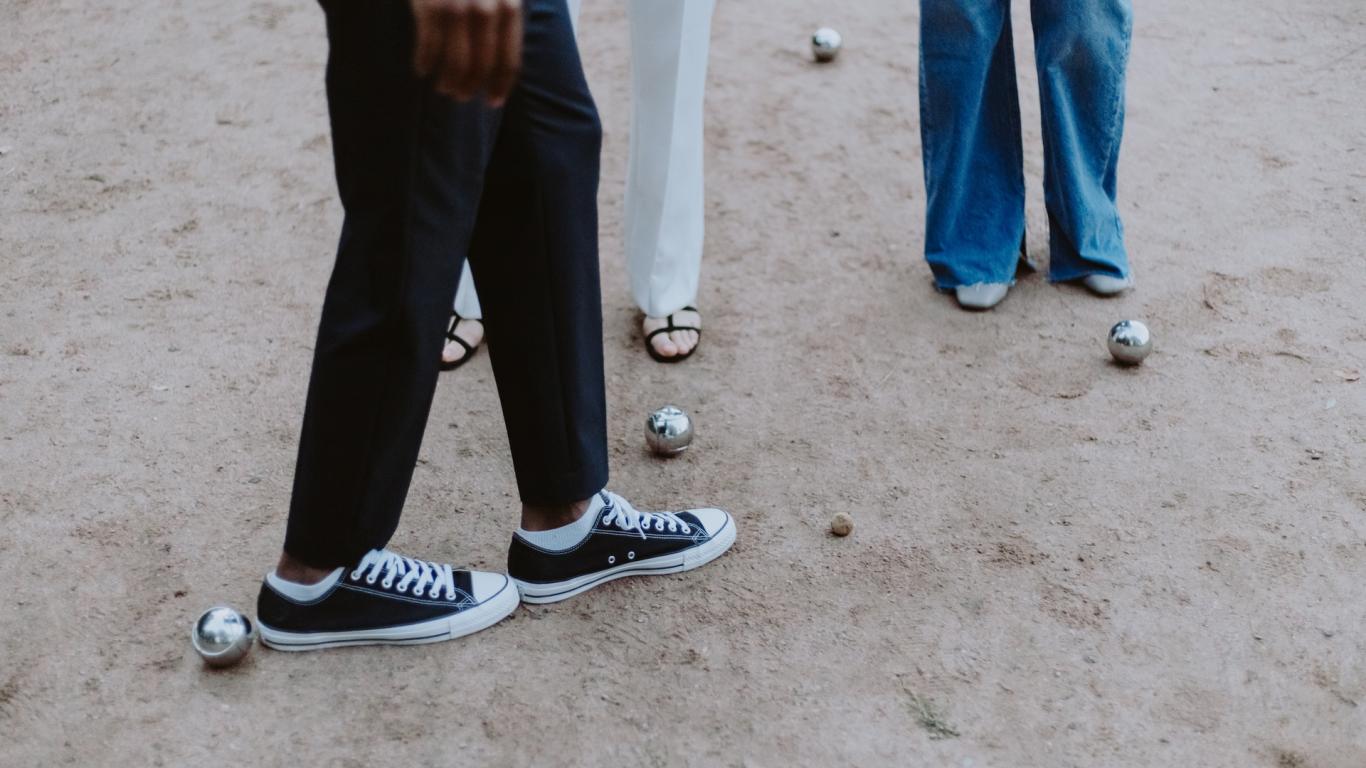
[350,549,457,600]
[599,492,692,539]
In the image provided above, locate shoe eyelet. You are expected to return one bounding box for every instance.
[607,555,616,565]
[413,588,425,598]
[365,575,378,585]
[627,551,635,560]
[349,570,362,580]
[396,583,408,593]
[382,579,394,589]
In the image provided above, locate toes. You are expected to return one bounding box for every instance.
[441,341,468,365]
[644,314,702,359]
[652,335,680,357]
[669,330,697,354]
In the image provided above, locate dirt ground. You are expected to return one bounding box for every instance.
[2,0,1365,765]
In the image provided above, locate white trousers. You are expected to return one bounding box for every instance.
[454,0,715,321]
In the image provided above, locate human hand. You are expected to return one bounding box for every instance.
[412,0,523,106]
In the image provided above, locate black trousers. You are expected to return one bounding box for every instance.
[284,0,609,569]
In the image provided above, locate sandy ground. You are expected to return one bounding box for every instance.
[2,0,1365,765]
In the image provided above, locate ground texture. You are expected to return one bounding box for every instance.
[2,0,1365,765]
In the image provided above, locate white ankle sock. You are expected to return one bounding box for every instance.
[517,493,605,551]
[266,567,344,602]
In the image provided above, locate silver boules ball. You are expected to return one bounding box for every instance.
[812,28,842,62]
[1107,320,1152,365]
[192,605,256,668]
[645,405,694,457]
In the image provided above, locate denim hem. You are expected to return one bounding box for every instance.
[933,275,1017,292]
[1047,265,1129,284]
[928,247,1032,291]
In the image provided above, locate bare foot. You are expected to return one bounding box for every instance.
[441,317,484,367]
[643,309,701,360]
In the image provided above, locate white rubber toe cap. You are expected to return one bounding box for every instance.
[469,571,512,603]
[954,282,1010,310]
[690,507,732,537]
[1082,274,1133,295]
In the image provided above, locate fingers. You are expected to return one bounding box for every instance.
[412,3,444,78]
[435,5,474,98]
[415,0,523,106]
[463,6,499,100]
[484,4,523,106]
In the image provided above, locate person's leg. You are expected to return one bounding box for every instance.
[281,0,503,571]
[458,3,736,598]
[1031,0,1132,284]
[918,0,1026,291]
[259,0,524,650]
[464,0,609,512]
[453,263,484,319]
[626,0,714,358]
[440,0,582,371]
[441,261,485,369]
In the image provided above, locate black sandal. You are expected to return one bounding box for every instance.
[440,312,482,372]
[644,306,701,364]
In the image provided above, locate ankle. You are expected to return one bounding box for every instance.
[275,552,336,585]
[521,498,593,532]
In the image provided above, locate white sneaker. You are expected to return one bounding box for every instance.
[1081,274,1133,296]
[954,282,1010,310]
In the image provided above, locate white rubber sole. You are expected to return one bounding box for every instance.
[258,576,520,652]
[513,518,737,604]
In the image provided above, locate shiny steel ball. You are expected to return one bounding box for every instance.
[192,605,256,668]
[645,405,694,456]
[812,28,842,62]
[1107,320,1152,365]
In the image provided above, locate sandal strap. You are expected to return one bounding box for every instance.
[646,326,683,342]
[444,334,475,355]
[646,307,702,339]
[445,312,480,352]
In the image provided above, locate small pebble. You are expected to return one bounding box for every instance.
[830,512,854,537]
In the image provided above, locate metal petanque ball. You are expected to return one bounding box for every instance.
[645,405,694,456]
[1107,320,1152,365]
[812,27,842,62]
[192,605,256,668]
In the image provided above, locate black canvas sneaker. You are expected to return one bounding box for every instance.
[508,490,736,604]
[257,549,519,651]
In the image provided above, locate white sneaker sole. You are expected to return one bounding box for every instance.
[258,576,520,652]
[513,517,737,604]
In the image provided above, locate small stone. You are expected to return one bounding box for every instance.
[830,512,854,537]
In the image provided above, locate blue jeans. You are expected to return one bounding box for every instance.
[919,0,1132,288]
